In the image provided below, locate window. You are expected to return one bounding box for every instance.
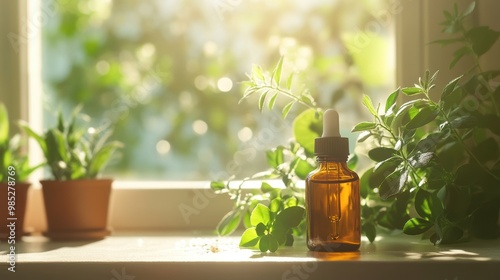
[38,0,395,181]
[6,0,496,231]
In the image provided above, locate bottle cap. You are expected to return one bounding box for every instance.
[314,109,349,160]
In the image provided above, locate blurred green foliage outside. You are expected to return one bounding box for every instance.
[42,0,394,180]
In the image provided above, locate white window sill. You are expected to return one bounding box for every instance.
[2,231,500,280]
[26,181,244,232]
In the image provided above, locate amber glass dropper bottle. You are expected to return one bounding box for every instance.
[306,109,360,252]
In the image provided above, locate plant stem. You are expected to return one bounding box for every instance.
[252,85,317,110]
[473,61,500,116]
[437,104,500,181]
[377,122,398,142]
[421,81,500,181]
[459,25,500,116]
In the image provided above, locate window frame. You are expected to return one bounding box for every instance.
[11,0,494,232]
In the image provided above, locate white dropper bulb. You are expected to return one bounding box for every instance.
[322,109,341,137]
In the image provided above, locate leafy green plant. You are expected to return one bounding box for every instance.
[210,56,321,252]
[212,1,500,251]
[20,107,122,181]
[355,2,500,244]
[0,104,42,182]
[239,203,304,252]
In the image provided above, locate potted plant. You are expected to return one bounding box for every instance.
[21,107,122,240]
[0,104,42,240]
[211,1,499,252]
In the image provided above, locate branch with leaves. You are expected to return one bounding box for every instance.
[240,56,319,118]
[353,2,500,244]
[212,1,500,251]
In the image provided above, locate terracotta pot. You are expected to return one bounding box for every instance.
[40,179,113,240]
[0,182,31,240]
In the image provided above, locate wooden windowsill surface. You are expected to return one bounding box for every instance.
[1,231,500,280]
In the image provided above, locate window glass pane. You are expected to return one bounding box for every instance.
[41,0,395,180]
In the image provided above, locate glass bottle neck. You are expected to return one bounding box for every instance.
[316,156,347,163]
[316,157,349,172]
[315,158,354,178]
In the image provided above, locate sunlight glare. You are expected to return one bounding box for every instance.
[217,77,233,92]
[156,140,171,155]
[193,120,208,135]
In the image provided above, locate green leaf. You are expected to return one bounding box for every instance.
[357,131,371,143]
[45,129,69,164]
[19,121,47,155]
[210,181,226,191]
[239,228,260,247]
[239,88,258,103]
[250,204,271,227]
[255,223,267,236]
[88,141,122,177]
[285,233,294,246]
[408,152,434,169]
[406,106,438,129]
[261,182,274,193]
[392,100,425,129]
[466,26,499,57]
[0,104,8,144]
[281,101,295,119]
[415,188,443,221]
[258,90,269,112]
[351,122,377,132]
[447,115,477,129]
[378,191,411,229]
[429,70,439,86]
[266,146,284,169]
[362,94,377,116]
[430,38,462,46]
[462,1,475,16]
[272,56,284,85]
[259,234,279,252]
[368,147,397,162]
[293,109,322,155]
[449,46,471,69]
[286,73,294,90]
[401,106,418,128]
[385,88,400,112]
[294,158,315,180]
[362,222,377,243]
[269,198,283,213]
[403,218,433,235]
[56,111,65,133]
[359,168,373,198]
[268,92,279,110]
[217,210,242,236]
[434,215,464,244]
[66,105,83,147]
[378,169,408,199]
[17,162,44,182]
[373,156,402,176]
[401,87,423,96]
[243,210,252,229]
[347,154,358,170]
[436,184,474,221]
[252,64,264,81]
[272,206,305,235]
[284,196,298,208]
[441,76,462,102]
